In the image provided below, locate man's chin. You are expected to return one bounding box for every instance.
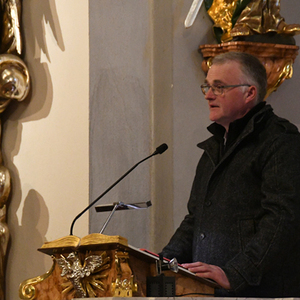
[209,113,219,123]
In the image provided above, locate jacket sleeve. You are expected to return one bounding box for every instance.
[223,132,300,292]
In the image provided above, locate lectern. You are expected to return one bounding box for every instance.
[19,234,218,300]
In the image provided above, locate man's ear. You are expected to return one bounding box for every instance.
[245,85,257,104]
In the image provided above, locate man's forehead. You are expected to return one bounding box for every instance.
[204,78,224,85]
[206,61,242,83]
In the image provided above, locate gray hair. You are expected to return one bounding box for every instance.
[211,52,267,102]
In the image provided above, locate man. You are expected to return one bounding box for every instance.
[161,51,300,297]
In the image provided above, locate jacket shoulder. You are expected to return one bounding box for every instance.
[264,113,300,137]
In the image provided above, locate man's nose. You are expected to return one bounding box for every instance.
[205,87,216,100]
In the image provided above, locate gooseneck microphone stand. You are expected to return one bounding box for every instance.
[69,143,168,236]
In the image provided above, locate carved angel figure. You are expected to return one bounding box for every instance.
[56,252,104,298]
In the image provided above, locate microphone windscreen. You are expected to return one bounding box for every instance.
[155,143,168,154]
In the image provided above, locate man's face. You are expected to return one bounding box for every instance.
[204,61,255,131]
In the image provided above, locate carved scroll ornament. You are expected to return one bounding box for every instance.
[0,0,30,299]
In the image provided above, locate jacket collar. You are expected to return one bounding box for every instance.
[197,103,273,166]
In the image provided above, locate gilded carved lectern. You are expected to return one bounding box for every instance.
[19,234,218,300]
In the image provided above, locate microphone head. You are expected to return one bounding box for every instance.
[154,143,168,155]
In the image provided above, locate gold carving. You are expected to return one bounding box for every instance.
[112,250,137,297]
[19,261,55,300]
[1,0,23,56]
[207,0,239,42]
[1,1,30,298]
[113,277,137,297]
[0,54,30,105]
[231,0,300,38]
[56,251,110,298]
[268,60,293,96]
[204,0,300,43]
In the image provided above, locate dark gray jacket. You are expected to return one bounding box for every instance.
[161,104,300,297]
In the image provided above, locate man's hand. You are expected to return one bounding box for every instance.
[181,261,231,290]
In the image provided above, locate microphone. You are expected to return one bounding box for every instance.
[153,143,168,155]
[69,143,168,235]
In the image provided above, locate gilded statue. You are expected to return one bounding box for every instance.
[0,0,30,299]
[203,0,300,43]
[206,0,240,42]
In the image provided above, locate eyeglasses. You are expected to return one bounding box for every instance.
[201,84,251,96]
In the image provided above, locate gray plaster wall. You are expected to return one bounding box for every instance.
[89,0,152,247]
[89,0,300,253]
